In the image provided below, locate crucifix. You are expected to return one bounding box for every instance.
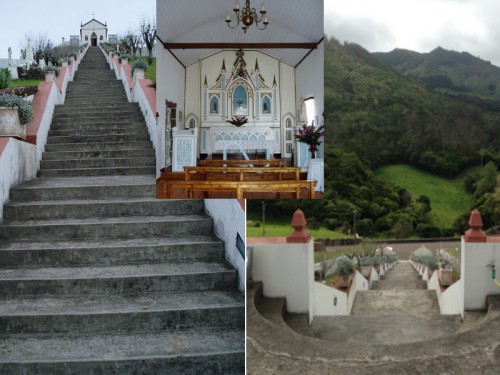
[92,12,95,18]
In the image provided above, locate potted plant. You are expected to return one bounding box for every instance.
[295,123,325,159]
[226,115,248,127]
[68,52,77,63]
[439,258,454,286]
[359,256,373,278]
[372,255,382,273]
[0,94,34,139]
[131,60,149,81]
[119,53,130,64]
[335,256,355,288]
[43,65,59,81]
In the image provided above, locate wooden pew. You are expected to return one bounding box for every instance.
[199,159,284,168]
[184,180,317,199]
[183,166,300,182]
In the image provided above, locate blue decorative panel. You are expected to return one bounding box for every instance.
[201,129,208,151]
[233,85,248,115]
[177,140,193,163]
[262,96,271,114]
[210,96,219,114]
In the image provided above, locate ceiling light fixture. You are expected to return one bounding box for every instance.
[225,1,269,33]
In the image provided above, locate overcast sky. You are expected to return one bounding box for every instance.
[325,0,500,67]
[0,0,154,59]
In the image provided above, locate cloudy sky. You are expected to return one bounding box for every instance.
[325,0,500,66]
[0,0,154,59]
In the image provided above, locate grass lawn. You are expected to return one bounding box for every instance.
[247,214,345,239]
[9,79,43,88]
[375,164,471,229]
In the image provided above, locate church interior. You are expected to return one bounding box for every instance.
[155,0,324,199]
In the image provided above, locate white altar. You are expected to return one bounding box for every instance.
[209,126,279,159]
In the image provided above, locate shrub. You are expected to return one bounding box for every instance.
[415,223,442,238]
[68,52,77,59]
[0,68,12,90]
[130,60,149,77]
[246,220,260,228]
[0,94,34,125]
[335,256,355,277]
[17,67,44,80]
[306,217,321,230]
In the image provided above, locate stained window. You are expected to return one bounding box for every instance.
[233,85,248,115]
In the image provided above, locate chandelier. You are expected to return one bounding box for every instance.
[225,1,269,33]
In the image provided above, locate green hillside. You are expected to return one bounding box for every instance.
[375,164,471,229]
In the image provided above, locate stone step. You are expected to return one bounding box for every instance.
[0,261,236,296]
[0,236,224,268]
[40,166,156,177]
[9,176,155,201]
[0,215,211,241]
[55,104,140,112]
[0,290,244,334]
[42,149,155,160]
[44,141,153,152]
[351,290,441,318]
[46,134,151,144]
[0,328,244,374]
[48,128,150,137]
[310,314,462,345]
[3,198,202,221]
[52,113,143,121]
[49,125,149,134]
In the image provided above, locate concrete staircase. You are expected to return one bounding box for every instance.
[42,47,156,177]
[0,47,244,374]
[310,262,461,345]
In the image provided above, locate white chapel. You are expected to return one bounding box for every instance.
[80,18,108,46]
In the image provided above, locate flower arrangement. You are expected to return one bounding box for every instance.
[226,115,248,127]
[295,123,324,158]
[295,123,324,145]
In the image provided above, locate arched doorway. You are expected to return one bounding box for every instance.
[91,32,97,46]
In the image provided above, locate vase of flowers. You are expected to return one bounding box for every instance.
[295,123,324,159]
[226,115,248,127]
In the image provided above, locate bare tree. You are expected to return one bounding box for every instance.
[32,33,50,64]
[139,17,156,64]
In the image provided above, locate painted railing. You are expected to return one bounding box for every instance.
[0,46,88,220]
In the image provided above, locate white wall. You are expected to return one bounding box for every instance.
[252,240,314,313]
[156,47,185,174]
[0,140,36,220]
[204,199,245,293]
[313,282,348,316]
[295,40,324,157]
[462,238,500,310]
[81,20,107,45]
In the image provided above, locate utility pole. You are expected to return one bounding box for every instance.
[262,201,266,237]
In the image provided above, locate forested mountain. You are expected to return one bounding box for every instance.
[326,37,499,176]
[374,47,500,100]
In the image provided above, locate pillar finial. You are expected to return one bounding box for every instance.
[464,209,487,242]
[286,209,312,243]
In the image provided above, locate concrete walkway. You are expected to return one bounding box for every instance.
[247,281,500,375]
[310,262,461,345]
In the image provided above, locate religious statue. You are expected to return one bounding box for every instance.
[8,47,12,62]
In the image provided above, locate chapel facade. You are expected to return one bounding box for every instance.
[80,18,108,46]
